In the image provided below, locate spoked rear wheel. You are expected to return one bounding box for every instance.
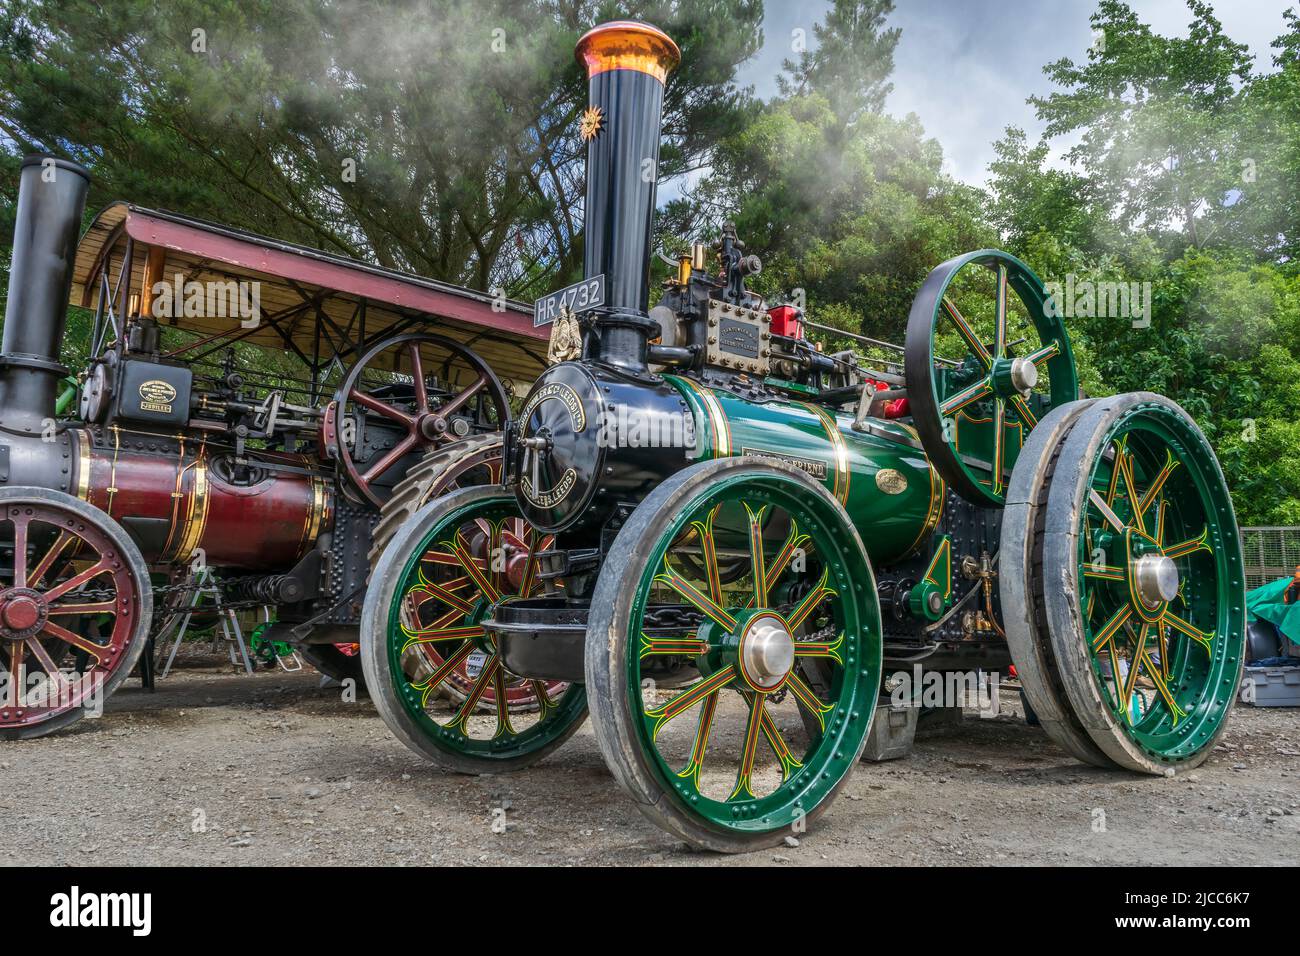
[1011,393,1245,773]
[0,488,151,739]
[361,486,587,773]
[586,459,881,852]
[1001,399,1111,766]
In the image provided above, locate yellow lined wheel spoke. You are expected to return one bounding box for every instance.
[412,641,476,708]
[1163,528,1211,559]
[747,522,809,609]
[745,503,770,607]
[1137,450,1179,520]
[654,564,737,631]
[1117,450,1144,533]
[1139,643,1188,725]
[746,691,802,782]
[786,672,834,733]
[644,665,736,740]
[1084,562,1126,582]
[448,653,502,733]
[530,680,555,714]
[690,507,724,606]
[452,539,500,604]
[402,623,484,647]
[994,264,1008,357]
[941,377,993,416]
[942,297,993,369]
[1025,341,1060,367]
[675,690,720,789]
[1090,603,1133,653]
[1122,623,1150,701]
[990,398,1006,497]
[787,568,834,631]
[1008,393,1039,429]
[793,632,845,664]
[1164,610,1214,654]
[639,633,710,658]
[728,691,766,801]
[491,665,516,739]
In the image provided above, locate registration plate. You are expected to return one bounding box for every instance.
[533,274,605,327]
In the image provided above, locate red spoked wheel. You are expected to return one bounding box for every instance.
[397,512,562,710]
[334,333,510,506]
[0,488,151,739]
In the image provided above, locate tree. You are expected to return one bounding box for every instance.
[1229,7,1300,262]
[1030,0,1253,250]
[779,0,899,125]
[0,0,761,298]
[988,1,1300,524]
[668,0,993,345]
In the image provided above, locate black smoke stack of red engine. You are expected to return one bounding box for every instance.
[574,21,680,375]
[0,154,91,432]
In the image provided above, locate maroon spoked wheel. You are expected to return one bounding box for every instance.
[367,434,567,709]
[334,333,510,507]
[398,512,565,709]
[0,488,151,739]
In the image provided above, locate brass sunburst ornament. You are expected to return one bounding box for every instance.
[579,105,604,141]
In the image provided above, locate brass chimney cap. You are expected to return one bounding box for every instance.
[575,21,681,83]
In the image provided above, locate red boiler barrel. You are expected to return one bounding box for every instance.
[72,427,332,570]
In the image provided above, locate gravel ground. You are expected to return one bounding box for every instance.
[2,658,1297,866]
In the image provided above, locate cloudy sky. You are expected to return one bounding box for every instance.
[737,0,1293,186]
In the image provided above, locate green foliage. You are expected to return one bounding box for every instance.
[987,1,1300,524]
[0,0,1296,527]
[0,0,761,299]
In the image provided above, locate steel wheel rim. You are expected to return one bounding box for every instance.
[1075,402,1243,763]
[625,471,879,835]
[385,497,585,758]
[0,500,144,730]
[906,249,1077,506]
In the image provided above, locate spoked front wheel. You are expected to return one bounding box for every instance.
[361,486,587,773]
[586,459,882,852]
[0,488,152,739]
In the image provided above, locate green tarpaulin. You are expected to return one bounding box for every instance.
[1246,577,1300,647]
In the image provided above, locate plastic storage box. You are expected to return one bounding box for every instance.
[1241,666,1300,707]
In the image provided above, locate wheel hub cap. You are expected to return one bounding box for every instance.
[1133,553,1179,607]
[738,613,795,691]
[0,588,46,640]
[1009,356,1038,393]
[418,414,449,440]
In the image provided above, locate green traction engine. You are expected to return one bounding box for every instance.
[360,21,1247,852]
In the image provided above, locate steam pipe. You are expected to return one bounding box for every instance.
[575,21,680,376]
[0,154,91,431]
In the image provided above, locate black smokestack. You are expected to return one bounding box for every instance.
[0,154,91,430]
[575,21,679,375]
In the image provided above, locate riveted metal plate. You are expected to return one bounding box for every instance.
[705,299,770,376]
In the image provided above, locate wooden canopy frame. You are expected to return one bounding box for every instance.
[70,203,549,394]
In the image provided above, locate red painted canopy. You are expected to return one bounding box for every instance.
[71,203,548,387]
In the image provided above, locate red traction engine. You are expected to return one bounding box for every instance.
[0,155,527,738]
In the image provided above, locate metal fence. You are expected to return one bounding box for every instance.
[1240,527,1300,591]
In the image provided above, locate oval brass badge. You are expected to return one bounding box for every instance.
[875,467,908,495]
